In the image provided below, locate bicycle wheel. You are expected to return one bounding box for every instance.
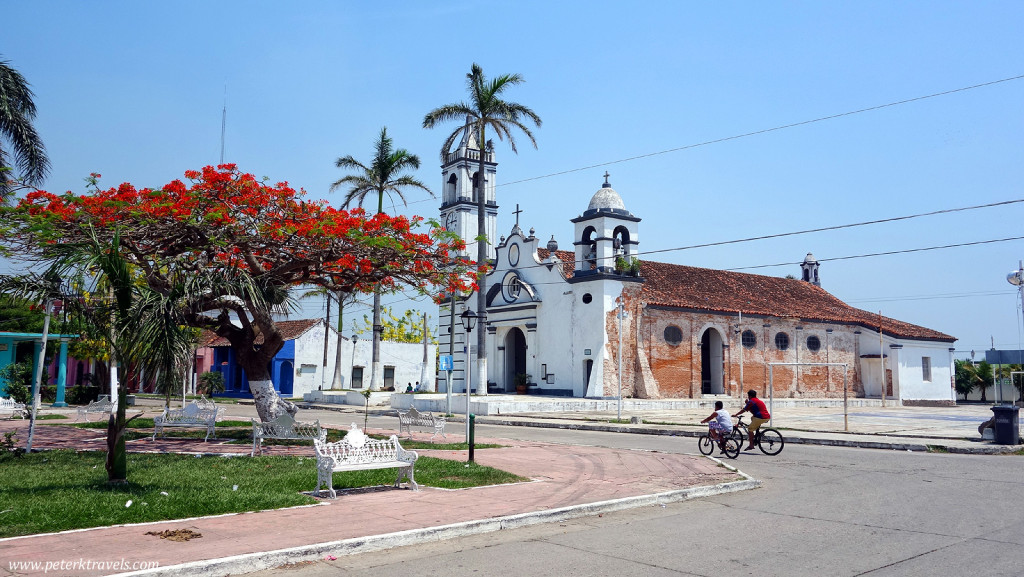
[757,428,785,455]
[698,435,714,456]
[732,427,747,449]
[721,436,740,459]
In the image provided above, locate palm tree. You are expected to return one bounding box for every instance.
[330,127,432,391]
[423,63,541,396]
[0,57,50,200]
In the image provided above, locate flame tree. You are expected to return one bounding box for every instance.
[0,165,471,422]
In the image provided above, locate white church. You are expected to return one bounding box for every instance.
[436,129,957,406]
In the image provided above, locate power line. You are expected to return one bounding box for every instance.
[369,74,1024,208]
[500,74,1024,187]
[726,235,1024,271]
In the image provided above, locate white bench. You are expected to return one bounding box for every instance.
[1,397,27,419]
[77,398,117,421]
[313,423,419,499]
[152,400,219,441]
[397,407,447,442]
[251,413,326,456]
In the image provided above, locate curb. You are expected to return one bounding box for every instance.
[111,474,760,577]
[469,417,1020,454]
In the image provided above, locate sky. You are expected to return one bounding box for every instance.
[2,1,1023,358]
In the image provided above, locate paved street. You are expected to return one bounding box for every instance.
[250,426,1024,577]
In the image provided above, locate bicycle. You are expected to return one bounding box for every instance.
[732,415,785,455]
[698,425,740,459]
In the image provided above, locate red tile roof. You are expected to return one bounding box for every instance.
[640,260,954,342]
[200,318,323,348]
[536,248,576,278]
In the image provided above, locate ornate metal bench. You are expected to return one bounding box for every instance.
[152,399,219,441]
[76,398,117,421]
[396,407,447,441]
[313,423,419,499]
[0,397,27,419]
[251,413,327,456]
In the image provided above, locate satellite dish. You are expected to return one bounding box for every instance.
[1008,271,1023,286]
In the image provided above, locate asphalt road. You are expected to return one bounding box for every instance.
[246,419,1024,577]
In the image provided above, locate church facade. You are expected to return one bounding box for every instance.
[437,134,957,405]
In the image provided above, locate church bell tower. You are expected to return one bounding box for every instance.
[439,122,498,260]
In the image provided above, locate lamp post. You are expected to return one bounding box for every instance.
[350,334,359,389]
[1007,262,1024,404]
[460,309,484,442]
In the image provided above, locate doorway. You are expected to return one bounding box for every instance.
[504,328,527,392]
[701,328,724,395]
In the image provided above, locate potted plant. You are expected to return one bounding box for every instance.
[614,256,629,274]
[629,257,642,277]
[513,373,532,395]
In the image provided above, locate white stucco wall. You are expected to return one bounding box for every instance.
[287,322,435,398]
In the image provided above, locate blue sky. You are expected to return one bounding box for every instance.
[3,1,1023,357]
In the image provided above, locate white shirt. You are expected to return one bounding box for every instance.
[714,409,733,430]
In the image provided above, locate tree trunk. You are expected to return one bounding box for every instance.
[332,291,345,389]
[369,288,383,391]
[105,369,127,483]
[476,124,488,396]
[227,325,296,422]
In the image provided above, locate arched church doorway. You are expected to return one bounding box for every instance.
[504,328,527,393]
[700,328,724,395]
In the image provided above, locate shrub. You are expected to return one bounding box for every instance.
[0,361,33,404]
[197,371,225,396]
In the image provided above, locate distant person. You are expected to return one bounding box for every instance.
[414,381,420,392]
[700,400,733,452]
[734,389,771,451]
[406,383,413,393]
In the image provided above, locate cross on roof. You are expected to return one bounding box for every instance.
[513,203,523,227]
[603,171,611,186]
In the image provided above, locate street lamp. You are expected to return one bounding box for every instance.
[350,334,360,389]
[460,309,485,442]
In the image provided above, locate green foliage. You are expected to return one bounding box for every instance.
[197,371,225,395]
[629,257,641,274]
[955,359,982,399]
[614,256,629,272]
[0,431,23,459]
[0,360,32,404]
[351,305,436,344]
[975,360,994,402]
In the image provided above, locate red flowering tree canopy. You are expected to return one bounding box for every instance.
[0,165,473,406]
[5,165,472,295]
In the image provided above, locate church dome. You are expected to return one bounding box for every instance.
[583,174,634,218]
[588,183,626,212]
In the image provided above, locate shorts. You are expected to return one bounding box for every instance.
[709,421,730,434]
[748,417,769,431]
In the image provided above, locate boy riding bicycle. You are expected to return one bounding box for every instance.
[700,401,733,452]
[733,389,771,451]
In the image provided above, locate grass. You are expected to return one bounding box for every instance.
[0,450,527,538]
[33,414,67,420]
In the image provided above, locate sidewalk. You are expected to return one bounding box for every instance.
[0,419,751,577]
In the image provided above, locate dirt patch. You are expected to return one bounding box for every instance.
[145,528,203,541]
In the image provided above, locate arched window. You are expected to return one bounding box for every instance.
[582,226,598,270]
[613,226,631,258]
[446,173,457,201]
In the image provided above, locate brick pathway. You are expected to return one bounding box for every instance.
[0,416,740,576]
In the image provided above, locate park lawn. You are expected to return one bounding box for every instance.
[0,450,527,538]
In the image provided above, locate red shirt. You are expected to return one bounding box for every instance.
[744,397,770,419]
